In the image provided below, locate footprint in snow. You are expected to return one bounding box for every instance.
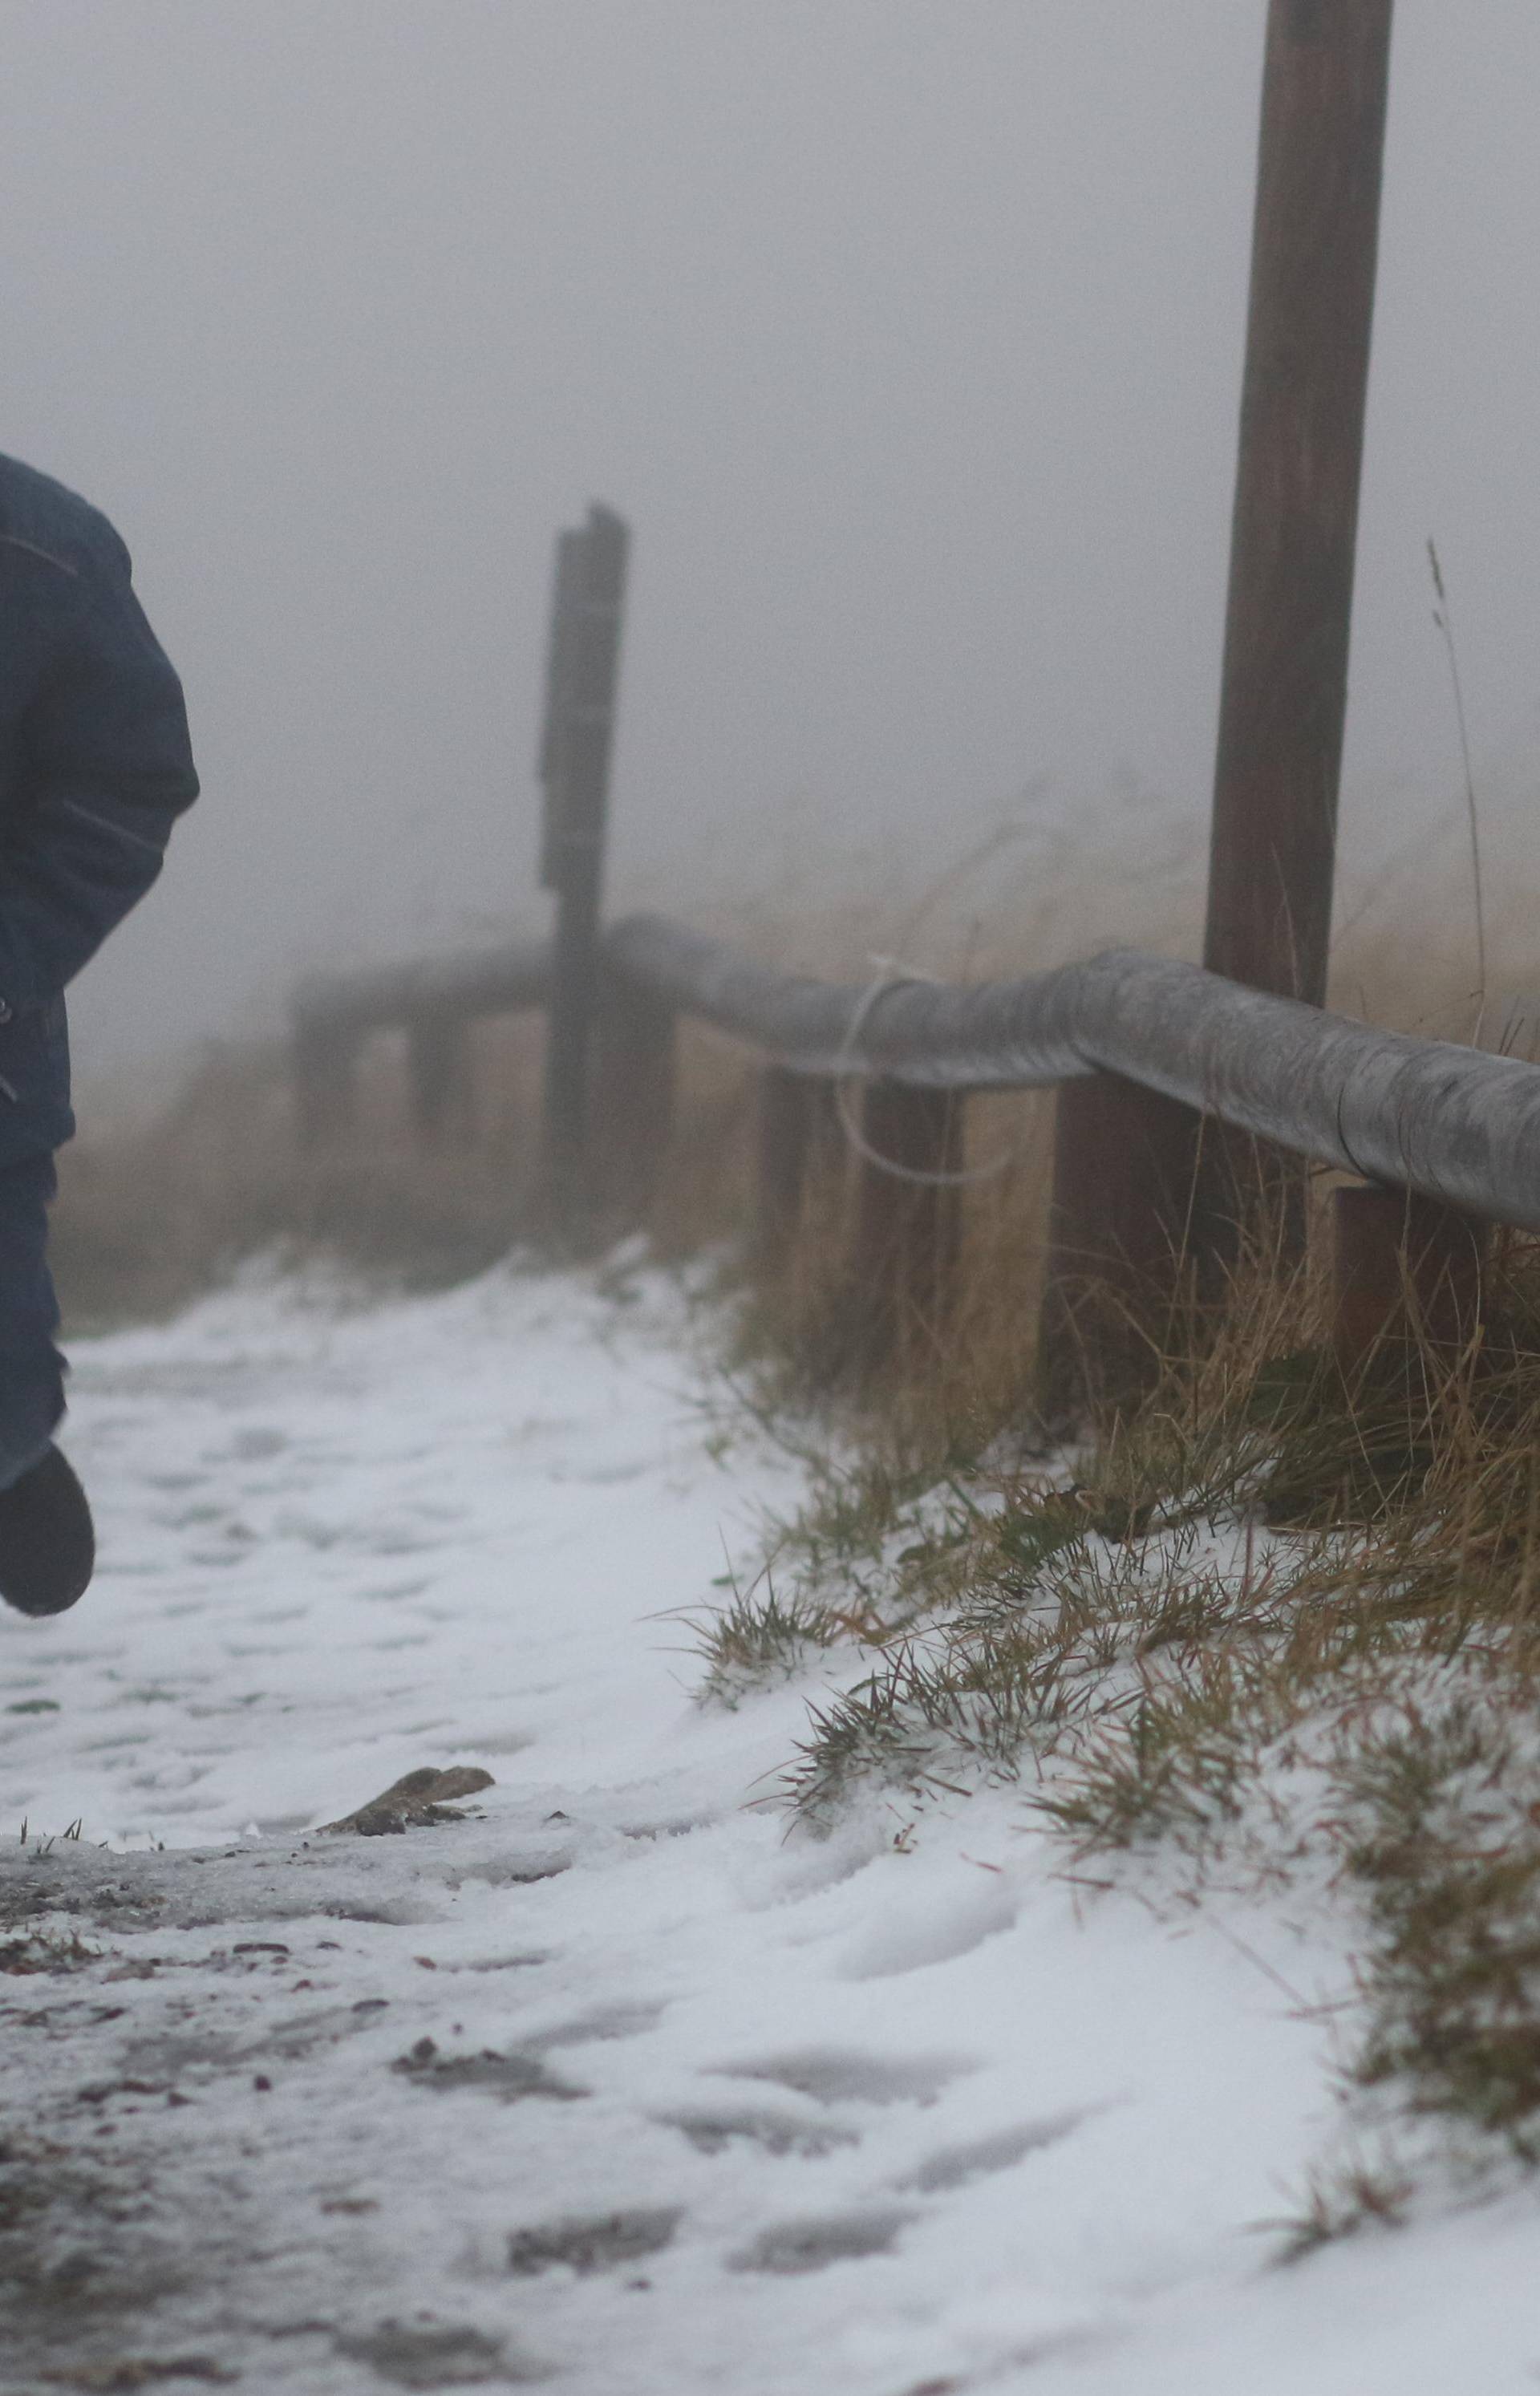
[895,2112,1088,2193]
[663,2105,861,2158]
[710,2048,972,2107]
[523,2000,665,2050]
[224,1425,290,1462]
[728,2208,916,2275]
[837,1877,1019,1980]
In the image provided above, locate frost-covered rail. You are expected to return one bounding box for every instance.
[606,915,1540,1236]
[290,907,1530,1388]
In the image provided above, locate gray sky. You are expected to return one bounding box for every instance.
[2,2,1538,1079]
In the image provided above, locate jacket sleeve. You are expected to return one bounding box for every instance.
[0,526,198,1017]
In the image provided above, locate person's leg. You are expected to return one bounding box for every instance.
[0,1149,65,1487]
[0,1151,92,1618]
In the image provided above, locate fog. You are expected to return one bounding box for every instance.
[2,1,1538,1087]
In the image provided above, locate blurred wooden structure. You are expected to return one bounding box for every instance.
[290,6,1514,1397]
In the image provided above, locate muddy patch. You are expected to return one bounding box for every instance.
[35,2357,235,2389]
[505,2207,681,2278]
[664,2108,860,2159]
[334,2321,541,2387]
[391,2037,585,2103]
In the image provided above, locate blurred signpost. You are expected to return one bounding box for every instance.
[537,503,630,1210]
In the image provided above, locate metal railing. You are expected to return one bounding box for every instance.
[605,916,1540,1234]
[291,941,549,1150]
[290,902,1524,1396]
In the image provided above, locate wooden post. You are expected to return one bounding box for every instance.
[1039,1073,1201,1421]
[406,1012,475,1152]
[1205,0,1393,1005]
[1039,7,1394,1386]
[1199,0,1394,1269]
[294,1021,359,1153]
[592,982,677,1219]
[539,505,630,1218]
[755,1065,817,1267]
[849,1082,963,1368]
[1332,1182,1487,1378]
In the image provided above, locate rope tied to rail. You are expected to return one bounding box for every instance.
[831,959,1029,1188]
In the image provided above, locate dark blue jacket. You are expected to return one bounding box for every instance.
[0,454,198,1158]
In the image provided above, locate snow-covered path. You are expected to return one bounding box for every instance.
[2,1263,1537,2394]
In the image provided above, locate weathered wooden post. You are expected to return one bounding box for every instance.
[405,1010,475,1152]
[1040,1075,1200,1421]
[293,1014,360,1153]
[755,1068,846,1270]
[1200,0,1394,1260]
[1040,0,1395,1409]
[1332,1182,1487,1379]
[592,975,677,1219]
[755,1066,819,1268]
[849,1082,963,1369]
[1206,0,1393,1007]
[539,505,630,1218]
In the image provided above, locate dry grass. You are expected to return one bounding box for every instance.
[668,854,1540,2194]
[54,1022,542,1328]
[52,1004,760,1330]
[0,1929,99,1976]
[699,1199,1540,2199]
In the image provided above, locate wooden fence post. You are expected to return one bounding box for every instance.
[1200,0,1395,1265]
[755,1066,817,1267]
[1039,1072,1201,1421]
[1332,1182,1487,1378]
[592,980,677,1219]
[849,1082,963,1369]
[539,505,630,1218]
[1040,0,1396,1398]
[405,1011,475,1153]
[294,1020,360,1153]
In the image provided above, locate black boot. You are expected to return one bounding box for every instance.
[0,1445,95,1617]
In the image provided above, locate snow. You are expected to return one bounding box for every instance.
[1,1258,1538,2393]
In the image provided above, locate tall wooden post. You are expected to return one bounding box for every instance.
[1198,0,1393,1269]
[1038,0,1395,1409]
[1204,0,1393,1011]
[539,505,630,1218]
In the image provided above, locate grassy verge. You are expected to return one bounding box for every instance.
[699,1213,1540,2223]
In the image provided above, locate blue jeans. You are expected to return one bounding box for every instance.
[0,1152,64,1489]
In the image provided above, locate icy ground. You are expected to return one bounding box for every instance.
[2,1262,1538,2394]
